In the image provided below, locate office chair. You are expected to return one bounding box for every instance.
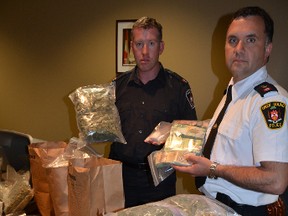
[0,129,40,214]
[0,129,32,172]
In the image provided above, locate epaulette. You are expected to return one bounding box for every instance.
[165,68,188,84]
[254,82,278,97]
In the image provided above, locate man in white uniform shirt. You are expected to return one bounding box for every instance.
[173,6,288,215]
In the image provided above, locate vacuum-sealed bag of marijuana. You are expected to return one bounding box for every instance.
[148,120,209,186]
[164,120,208,154]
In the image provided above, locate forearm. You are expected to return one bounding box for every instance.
[174,155,288,194]
[215,162,288,195]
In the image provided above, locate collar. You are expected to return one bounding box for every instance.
[127,63,166,86]
[228,66,268,101]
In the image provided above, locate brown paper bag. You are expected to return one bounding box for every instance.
[68,156,124,216]
[46,166,69,216]
[29,141,67,216]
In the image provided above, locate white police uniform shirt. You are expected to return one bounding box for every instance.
[201,66,288,206]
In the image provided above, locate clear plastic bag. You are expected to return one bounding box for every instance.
[148,150,191,187]
[105,194,240,216]
[164,121,207,153]
[144,121,172,145]
[0,165,34,215]
[150,150,191,168]
[44,137,101,169]
[69,82,127,144]
[148,120,209,186]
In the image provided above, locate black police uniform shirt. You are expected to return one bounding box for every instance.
[109,64,197,166]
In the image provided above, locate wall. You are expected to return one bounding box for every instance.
[0,0,287,194]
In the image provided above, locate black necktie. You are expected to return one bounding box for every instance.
[195,85,233,188]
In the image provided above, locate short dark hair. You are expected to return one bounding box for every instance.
[231,6,274,43]
[131,16,163,41]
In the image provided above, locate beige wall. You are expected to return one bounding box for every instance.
[1,1,287,194]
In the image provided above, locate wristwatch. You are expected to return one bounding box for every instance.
[208,162,219,179]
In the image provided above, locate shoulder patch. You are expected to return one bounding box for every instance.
[186,89,195,109]
[254,82,278,97]
[261,101,286,129]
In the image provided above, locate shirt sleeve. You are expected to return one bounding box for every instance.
[252,94,288,163]
[178,81,198,121]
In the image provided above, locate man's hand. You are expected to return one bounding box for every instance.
[172,154,212,177]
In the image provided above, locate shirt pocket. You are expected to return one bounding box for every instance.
[152,103,175,125]
[217,119,243,142]
[116,102,132,125]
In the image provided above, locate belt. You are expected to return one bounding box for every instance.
[216,193,264,215]
[216,193,285,216]
[122,161,150,171]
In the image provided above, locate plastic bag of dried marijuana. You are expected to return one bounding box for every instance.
[0,165,34,215]
[106,194,239,216]
[69,82,126,144]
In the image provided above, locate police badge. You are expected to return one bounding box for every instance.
[261,101,286,129]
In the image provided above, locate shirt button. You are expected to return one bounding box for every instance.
[138,130,142,134]
[142,101,145,105]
